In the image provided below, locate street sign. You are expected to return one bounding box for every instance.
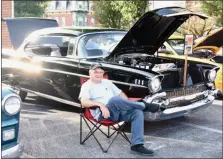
[184,34,194,55]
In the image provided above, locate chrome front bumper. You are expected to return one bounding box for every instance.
[2,142,24,158]
[144,89,219,121]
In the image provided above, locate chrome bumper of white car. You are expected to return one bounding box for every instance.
[2,142,24,158]
[144,89,219,121]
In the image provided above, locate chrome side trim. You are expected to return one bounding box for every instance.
[42,68,147,88]
[21,88,81,107]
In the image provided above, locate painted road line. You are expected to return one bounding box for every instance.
[179,121,222,134]
[213,100,222,106]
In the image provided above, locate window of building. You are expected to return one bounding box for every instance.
[84,1,88,10]
[56,1,61,10]
[66,0,71,9]
[85,17,87,24]
[78,16,83,26]
[91,17,95,24]
[62,17,66,26]
[78,1,83,9]
[61,1,67,10]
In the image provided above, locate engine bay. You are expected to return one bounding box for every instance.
[110,53,207,89]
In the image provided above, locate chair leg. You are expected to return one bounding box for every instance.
[80,113,83,144]
[111,124,131,144]
[80,117,131,153]
[107,126,110,138]
[81,117,101,144]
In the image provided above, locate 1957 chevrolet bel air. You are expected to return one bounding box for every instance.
[2,7,221,121]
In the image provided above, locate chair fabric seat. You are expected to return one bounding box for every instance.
[84,108,120,126]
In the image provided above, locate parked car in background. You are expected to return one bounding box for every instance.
[1,84,23,158]
[158,28,223,93]
[2,7,221,121]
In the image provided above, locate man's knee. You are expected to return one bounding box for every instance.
[108,96,123,104]
[131,109,144,120]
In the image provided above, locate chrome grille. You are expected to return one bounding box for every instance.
[166,83,207,108]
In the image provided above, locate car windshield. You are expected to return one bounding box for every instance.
[77,32,126,57]
[166,39,185,55]
[212,55,223,64]
[25,35,74,56]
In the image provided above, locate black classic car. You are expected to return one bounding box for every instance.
[2,7,221,121]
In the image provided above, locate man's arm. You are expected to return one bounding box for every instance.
[80,98,104,108]
[119,91,128,99]
[80,98,110,119]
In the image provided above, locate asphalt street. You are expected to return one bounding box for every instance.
[19,94,222,158]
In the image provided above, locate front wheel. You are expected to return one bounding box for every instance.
[19,91,27,102]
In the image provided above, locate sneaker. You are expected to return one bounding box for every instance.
[130,144,154,156]
[141,100,159,112]
[141,100,167,112]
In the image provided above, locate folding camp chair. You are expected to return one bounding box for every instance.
[79,76,140,153]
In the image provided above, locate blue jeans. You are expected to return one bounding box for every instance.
[99,96,145,146]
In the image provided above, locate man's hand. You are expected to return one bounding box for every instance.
[80,98,110,119]
[98,103,110,119]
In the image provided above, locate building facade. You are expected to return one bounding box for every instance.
[2,1,14,48]
[46,0,96,27]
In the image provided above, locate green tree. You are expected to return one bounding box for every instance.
[92,1,148,29]
[201,0,223,26]
[14,1,49,17]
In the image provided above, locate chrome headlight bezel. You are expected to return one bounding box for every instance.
[148,77,162,93]
[207,70,217,82]
[2,94,22,116]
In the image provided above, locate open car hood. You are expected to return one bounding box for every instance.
[193,28,223,53]
[4,18,58,50]
[108,7,208,58]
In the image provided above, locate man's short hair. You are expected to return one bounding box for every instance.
[89,63,104,70]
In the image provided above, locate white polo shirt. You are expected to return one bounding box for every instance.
[79,79,121,120]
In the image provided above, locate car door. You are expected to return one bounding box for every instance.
[23,34,82,103]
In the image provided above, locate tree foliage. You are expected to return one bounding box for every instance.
[201,0,223,26]
[92,1,148,29]
[14,1,49,17]
[177,16,215,39]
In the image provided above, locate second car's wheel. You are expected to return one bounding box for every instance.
[19,91,27,102]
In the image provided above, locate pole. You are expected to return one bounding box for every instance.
[183,50,188,87]
[183,16,192,87]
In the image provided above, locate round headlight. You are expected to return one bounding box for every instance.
[148,78,161,93]
[2,95,21,115]
[208,70,217,82]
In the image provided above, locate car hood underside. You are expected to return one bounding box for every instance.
[108,7,208,58]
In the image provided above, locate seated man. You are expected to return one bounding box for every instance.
[79,63,166,156]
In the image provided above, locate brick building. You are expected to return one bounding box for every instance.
[46,0,98,27]
[2,1,14,49]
